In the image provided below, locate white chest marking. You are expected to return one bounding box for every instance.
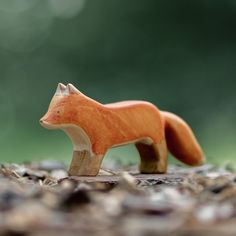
[62,125,93,155]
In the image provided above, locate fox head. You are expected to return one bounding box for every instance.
[40,83,99,130]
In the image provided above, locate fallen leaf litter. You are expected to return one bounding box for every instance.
[0,161,236,236]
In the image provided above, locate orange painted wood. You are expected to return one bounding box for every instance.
[40,83,204,176]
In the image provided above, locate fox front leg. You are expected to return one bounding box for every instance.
[136,139,168,174]
[68,150,104,176]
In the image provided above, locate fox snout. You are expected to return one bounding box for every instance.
[39,117,47,125]
[40,113,48,124]
[39,117,49,128]
[39,115,56,130]
[39,115,46,124]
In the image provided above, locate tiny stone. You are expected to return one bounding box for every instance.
[51,170,68,180]
[37,160,67,171]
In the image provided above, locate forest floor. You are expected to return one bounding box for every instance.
[0,161,236,236]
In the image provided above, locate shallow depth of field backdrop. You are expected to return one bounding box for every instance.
[0,0,235,165]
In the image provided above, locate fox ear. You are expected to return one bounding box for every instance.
[65,83,81,95]
[55,83,66,95]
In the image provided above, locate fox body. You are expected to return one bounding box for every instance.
[40,83,204,176]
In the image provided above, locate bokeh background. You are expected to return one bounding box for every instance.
[0,0,235,166]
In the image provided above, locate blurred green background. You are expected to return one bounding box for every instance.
[0,0,235,166]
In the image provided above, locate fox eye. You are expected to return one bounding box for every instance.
[55,107,63,115]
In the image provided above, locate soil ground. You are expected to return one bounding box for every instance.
[0,161,236,236]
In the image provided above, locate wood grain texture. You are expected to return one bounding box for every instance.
[68,151,104,176]
[40,83,204,176]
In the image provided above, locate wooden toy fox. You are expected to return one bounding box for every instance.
[40,83,204,176]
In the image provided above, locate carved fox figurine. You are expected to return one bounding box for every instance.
[40,83,204,176]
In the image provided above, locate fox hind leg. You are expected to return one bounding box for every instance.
[68,150,104,176]
[135,139,168,174]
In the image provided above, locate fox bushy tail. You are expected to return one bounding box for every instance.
[161,111,204,166]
